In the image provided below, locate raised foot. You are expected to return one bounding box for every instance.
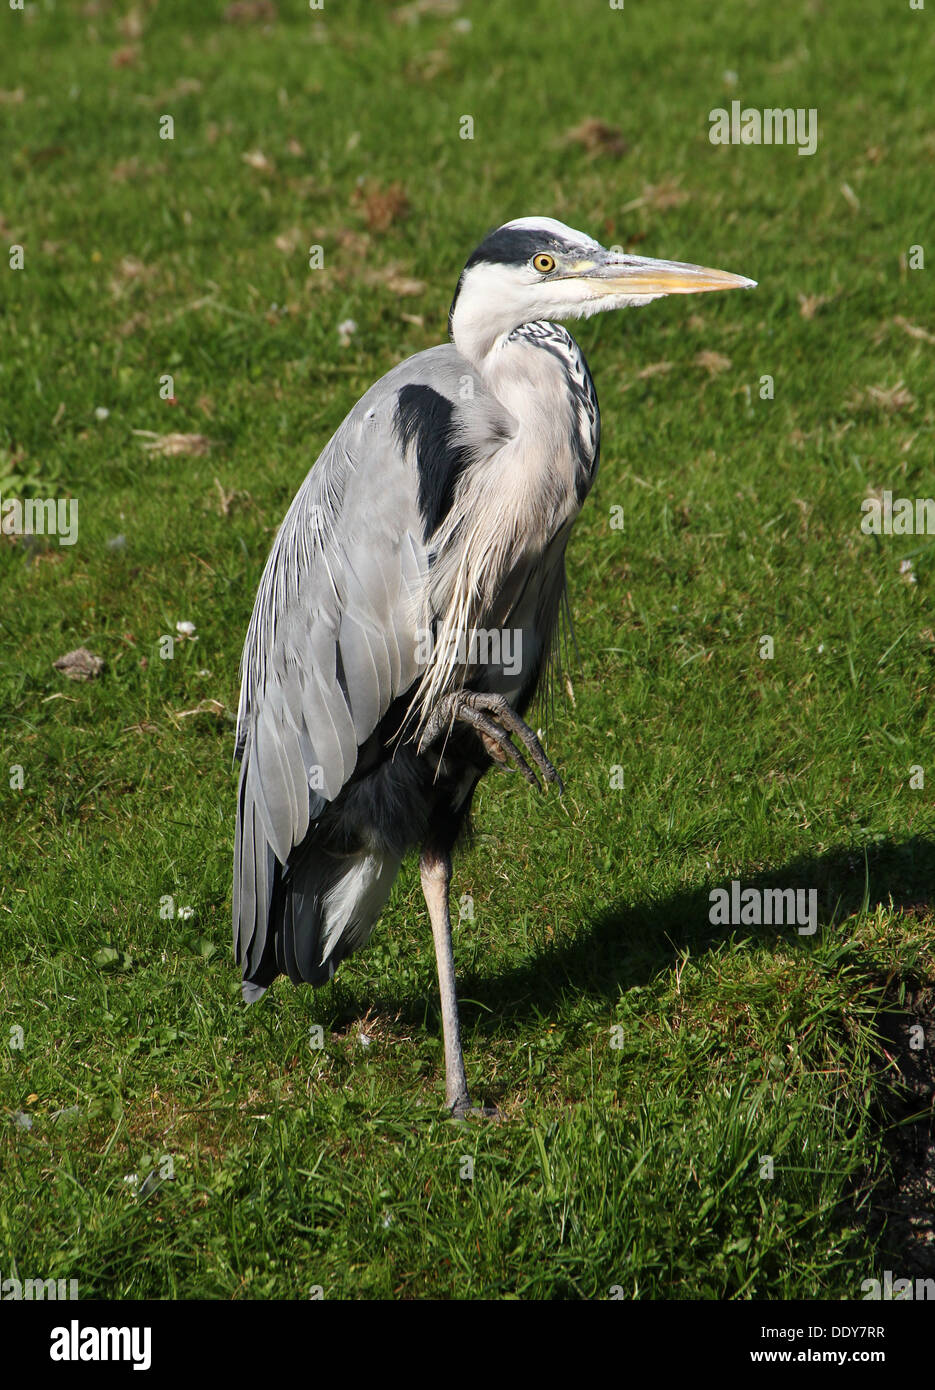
[420,690,563,794]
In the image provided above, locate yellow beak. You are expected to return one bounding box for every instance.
[573,253,756,297]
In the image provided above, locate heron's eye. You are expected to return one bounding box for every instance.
[532,253,556,274]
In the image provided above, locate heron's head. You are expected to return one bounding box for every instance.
[449,215,755,365]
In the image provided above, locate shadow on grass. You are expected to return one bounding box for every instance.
[332,834,935,1033]
[261,834,934,1274]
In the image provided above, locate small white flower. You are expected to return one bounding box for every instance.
[176,620,197,638]
[177,905,194,920]
[899,559,917,584]
[381,1210,394,1229]
[817,643,824,654]
[94,406,110,421]
[13,1111,33,1130]
[358,1031,372,1048]
[337,319,357,347]
[723,69,739,87]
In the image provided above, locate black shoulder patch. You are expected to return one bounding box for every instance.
[395,384,472,541]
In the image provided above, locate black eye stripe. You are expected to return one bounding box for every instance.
[463,227,571,270]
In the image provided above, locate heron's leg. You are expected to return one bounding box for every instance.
[419,691,563,793]
[420,846,472,1117]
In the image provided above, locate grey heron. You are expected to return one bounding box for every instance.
[233,216,754,1116]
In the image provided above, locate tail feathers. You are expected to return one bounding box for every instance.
[235,737,402,998]
[239,839,401,997]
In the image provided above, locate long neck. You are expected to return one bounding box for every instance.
[449,294,513,366]
[412,323,599,733]
[475,324,600,520]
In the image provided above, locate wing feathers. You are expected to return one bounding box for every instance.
[233,344,518,992]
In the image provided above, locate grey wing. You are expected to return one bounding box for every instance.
[232,345,513,982]
[233,410,424,979]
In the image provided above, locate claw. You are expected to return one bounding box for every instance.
[420,690,564,795]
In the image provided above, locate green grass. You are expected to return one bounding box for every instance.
[1,0,934,1299]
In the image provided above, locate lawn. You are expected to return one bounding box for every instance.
[1,0,933,1300]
